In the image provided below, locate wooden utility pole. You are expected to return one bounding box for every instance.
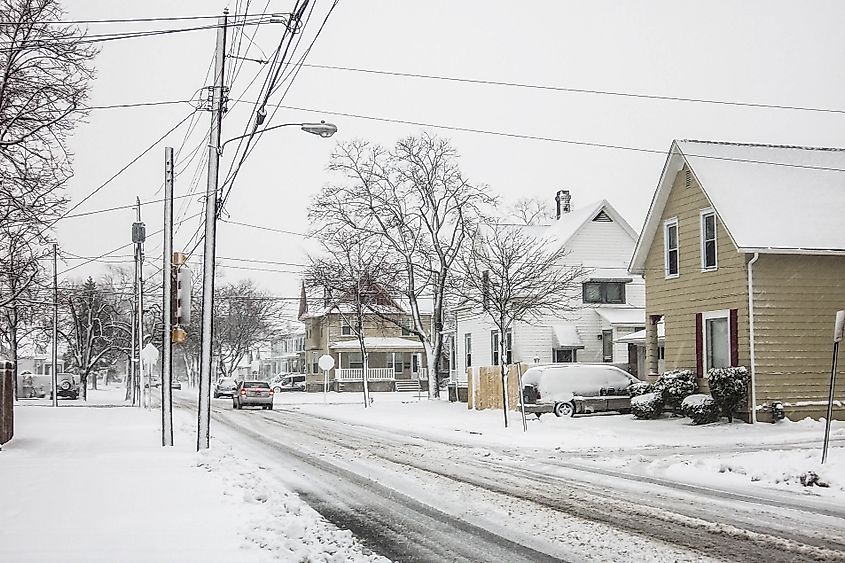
[198,9,228,450]
[162,147,174,446]
[133,198,146,408]
[51,242,58,408]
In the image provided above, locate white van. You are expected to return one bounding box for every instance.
[521,363,638,417]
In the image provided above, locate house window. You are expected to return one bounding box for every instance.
[464,333,472,368]
[554,348,576,362]
[602,329,613,362]
[664,218,679,278]
[700,209,717,271]
[348,352,363,370]
[341,318,352,336]
[582,281,625,304]
[491,329,513,365]
[393,352,404,373]
[704,311,730,371]
[401,320,412,336]
[448,336,456,371]
[310,352,319,374]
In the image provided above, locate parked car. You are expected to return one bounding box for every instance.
[171,379,182,390]
[521,364,639,417]
[53,373,80,400]
[213,377,238,398]
[271,373,306,393]
[232,380,274,410]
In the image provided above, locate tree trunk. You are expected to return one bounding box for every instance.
[80,373,88,401]
[124,357,132,400]
[424,343,437,400]
[9,323,17,401]
[499,325,509,428]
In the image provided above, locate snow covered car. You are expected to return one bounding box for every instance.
[520,364,639,417]
[213,377,238,398]
[271,374,305,393]
[232,380,274,410]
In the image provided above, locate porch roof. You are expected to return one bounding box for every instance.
[616,324,665,346]
[329,337,425,352]
[595,307,645,326]
[551,324,584,349]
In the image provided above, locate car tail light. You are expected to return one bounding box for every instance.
[240,389,246,395]
[269,389,274,395]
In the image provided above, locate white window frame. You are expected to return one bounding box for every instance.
[700,208,718,272]
[464,333,472,368]
[663,217,679,279]
[702,309,730,372]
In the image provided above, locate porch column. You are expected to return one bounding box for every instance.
[645,315,661,378]
[391,352,396,374]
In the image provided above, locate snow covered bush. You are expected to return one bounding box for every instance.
[631,392,664,419]
[708,366,750,422]
[628,381,651,397]
[653,369,697,411]
[681,394,720,425]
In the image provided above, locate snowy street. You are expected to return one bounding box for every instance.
[178,391,845,562]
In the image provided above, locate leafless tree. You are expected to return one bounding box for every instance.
[452,223,587,427]
[305,230,403,407]
[310,133,493,398]
[507,196,554,225]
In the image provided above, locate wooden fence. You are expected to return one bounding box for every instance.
[466,363,527,411]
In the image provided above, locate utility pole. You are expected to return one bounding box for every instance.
[198,9,228,450]
[133,198,146,409]
[51,242,58,408]
[162,147,175,447]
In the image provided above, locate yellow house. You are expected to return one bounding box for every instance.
[630,140,845,422]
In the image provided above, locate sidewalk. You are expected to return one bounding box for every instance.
[0,387,388,562]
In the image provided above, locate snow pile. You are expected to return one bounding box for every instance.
[195,446,389,563]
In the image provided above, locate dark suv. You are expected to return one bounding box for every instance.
[53,373,80,400]
[213,377,238,399]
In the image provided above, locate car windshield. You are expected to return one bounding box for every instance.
[219,378,235,386]
[244,381,269,388]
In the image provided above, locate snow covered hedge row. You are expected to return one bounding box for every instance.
[653,369,698,410]
[708,366,750,422]
[631,392,664,419]
[680,394,720,425]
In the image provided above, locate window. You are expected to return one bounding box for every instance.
[664,218,679,278]
[401,320,412,336]
[491,329,513,365]
[464,333,472,367]
[582,281,626,304]
[310,353,318,374]
[505,330,513,365]
[700,209,717,270]
[553,348,576,362]
[348,352,363,370]
[341,318,352,336]
[602,329,613,362]
[704,311,730,371]
[394,352,404,373]
[448,336,456,371]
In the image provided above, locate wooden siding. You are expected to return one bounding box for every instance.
[642,166,750,382]
[752,254,845,411]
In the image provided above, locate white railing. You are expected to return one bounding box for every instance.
[416,368,428,380]
[335,368,396,381]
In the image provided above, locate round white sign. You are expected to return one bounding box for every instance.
[318,354,335,371]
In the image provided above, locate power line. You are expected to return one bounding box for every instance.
[220,218,313,238]
[0,12,285,25]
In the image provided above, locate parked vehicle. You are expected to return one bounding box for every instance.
[171,379,182,390]
[53,373,80,400]
[233,380,274,410]
[271,373,306,393]
[213,377,238,399]
[521,364,638,417]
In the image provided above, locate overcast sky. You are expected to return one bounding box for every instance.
[56,0,845,314]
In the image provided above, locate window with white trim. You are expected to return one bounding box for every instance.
[703,310,730,371]
[664,218,679,278]
[464,333,472,368]
[700,209,717,270]
[341,318,352,336]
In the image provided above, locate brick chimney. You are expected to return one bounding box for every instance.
[555,189,571,219]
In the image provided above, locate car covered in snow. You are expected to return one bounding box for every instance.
[271,373,306,393]
[232,380,274,410]
[213,377,238,399]
[520,363,639,417]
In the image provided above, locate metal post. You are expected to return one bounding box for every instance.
[822,310,845,464]
[198,10,228,450]
[161,147,175,447]
[517,362,527,432]
[130,248,137,406]
[323,369,328,404]
[51,243,58,407]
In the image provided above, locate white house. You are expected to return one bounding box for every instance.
[452,191,646,390]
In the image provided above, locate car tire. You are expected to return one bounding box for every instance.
[553,401,575,418]
[214,393,219,399]
[272,386,282,393]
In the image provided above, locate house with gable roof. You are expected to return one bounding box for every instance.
[629,140,845,422]
[451,191,646,392]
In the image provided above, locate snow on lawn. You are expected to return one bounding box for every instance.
[0,387,389,563]
[279,392,845,453]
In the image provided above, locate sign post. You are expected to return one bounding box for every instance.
[318,354,335,405]
[822,310,845,464]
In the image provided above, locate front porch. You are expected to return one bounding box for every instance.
[328,337,429,392]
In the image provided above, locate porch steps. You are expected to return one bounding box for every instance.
[394,380,421,392]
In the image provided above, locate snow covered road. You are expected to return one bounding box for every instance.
[181,395,845,562]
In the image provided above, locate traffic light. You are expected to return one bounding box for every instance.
[170,252,191,344]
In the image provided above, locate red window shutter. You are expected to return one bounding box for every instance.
[695,313,703,377]
[730,308,739,367]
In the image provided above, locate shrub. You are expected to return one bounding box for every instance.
[631,392,664,419]
[708,366,750,422]
[653,369,698,410]
[681,394,720,425]
[628,381,652,397]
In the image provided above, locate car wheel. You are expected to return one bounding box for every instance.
[214,393,219,399]
[272,386,281,393]
[553,401,575,418]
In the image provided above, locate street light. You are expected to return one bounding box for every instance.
[218,120,338,155]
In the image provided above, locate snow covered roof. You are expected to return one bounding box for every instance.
[594,307,645,326]
[542,199,638,248]
[631,140,845,273]
[551,324,584,348]
[616,323,665,345]
[329,337,425,352]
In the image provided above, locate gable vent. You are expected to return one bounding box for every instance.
[592,210,613,222]
[685,170,692,189]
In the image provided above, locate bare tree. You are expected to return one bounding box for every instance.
[507,196,554,225]
[306,230,403,407]
[310,133,493,398]
[453,223,587,427]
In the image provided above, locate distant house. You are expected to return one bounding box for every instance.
[629,140,845,421]
[298,283,432,393]
[452,192,646,394]
[264,323,306,375]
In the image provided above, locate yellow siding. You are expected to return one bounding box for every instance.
[642,166,749,382]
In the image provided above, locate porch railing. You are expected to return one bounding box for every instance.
[335,368,396,381]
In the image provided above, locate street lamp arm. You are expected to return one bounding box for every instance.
[218,120,337,154]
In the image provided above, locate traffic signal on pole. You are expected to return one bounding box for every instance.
[176,266,191,327]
